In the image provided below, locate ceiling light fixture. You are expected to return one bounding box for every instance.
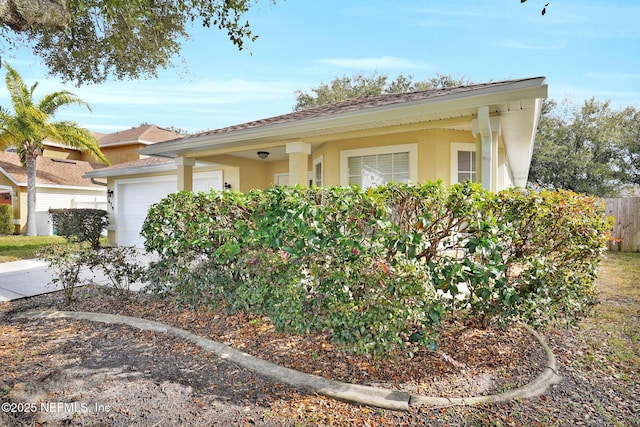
[257,151,269,159]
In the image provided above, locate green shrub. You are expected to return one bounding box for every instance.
[141,183,611,357]
[85,246,147,297]
[38,242,92,303]
[0,205,14,235]
[40,243,149,302]
[49,208,109,249]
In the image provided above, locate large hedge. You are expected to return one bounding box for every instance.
[49,208,109,249]
[142,182,611,357]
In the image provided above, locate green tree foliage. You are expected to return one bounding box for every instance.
[0,204,13,235]
[0,0,272,85]
[0,64,109,235]
[49,208,109,249]
[529,98,639,197]
[619,106,640,186]
[293,72,470,111]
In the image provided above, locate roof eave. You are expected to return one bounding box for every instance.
[502,95,546,187]
[99,139,156,148]
[141,77,548,158]
[84,163,176,179]
[36,184,106,191]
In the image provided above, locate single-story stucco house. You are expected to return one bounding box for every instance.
[85,77,548,247]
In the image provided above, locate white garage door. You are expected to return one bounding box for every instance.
[116,171,223,248]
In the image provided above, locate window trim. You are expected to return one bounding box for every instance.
[313,156,323,187]
[340,143,418,187]
[450,142,477,185]
[273,171,313,187]
[274,173,289,186]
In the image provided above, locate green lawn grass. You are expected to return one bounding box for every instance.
[591,251,640,376]
[0,235,67,263]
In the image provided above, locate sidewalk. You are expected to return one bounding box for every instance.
[0,257,151,303]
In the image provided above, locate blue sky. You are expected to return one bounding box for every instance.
[2,0,639,134]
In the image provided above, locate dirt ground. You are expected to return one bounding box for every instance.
[1,255,639,426]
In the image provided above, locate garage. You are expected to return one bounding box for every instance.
[115,171,223,247]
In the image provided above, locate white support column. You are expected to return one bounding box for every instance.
[175,156,196,191]
[286,142,311,187]
[472,106,501,191]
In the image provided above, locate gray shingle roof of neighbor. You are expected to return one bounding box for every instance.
[89,156,173,172]
[0,151,106,187]
[153,77,545,147]
[97,124,182,146]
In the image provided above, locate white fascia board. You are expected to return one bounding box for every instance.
[83,160,216,179]
[141,78,548,158]
[99,139,158,148]
[44,141,78,150]
[36,184,107,192]
[84,163,176,178]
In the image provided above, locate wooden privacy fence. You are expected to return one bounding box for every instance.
[604,197,640,252]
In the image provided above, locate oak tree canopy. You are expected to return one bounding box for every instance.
[0,0,269,85]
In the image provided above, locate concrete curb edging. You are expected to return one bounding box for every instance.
[13,310,562,411]
[409,324,562,407]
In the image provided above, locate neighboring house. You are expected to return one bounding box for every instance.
[43,124,183,165]
[0,152,107,234]
[2,124,182,235]
[86,77,548,247]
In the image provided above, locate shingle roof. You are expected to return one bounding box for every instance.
[90,156,173,172]
[83,156,181,178]
[97,124,182,146]
[163,77,543,144]
[0,151,107,187]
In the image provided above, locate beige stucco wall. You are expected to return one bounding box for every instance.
[198,155,275,192]
[17,189,27,234]
[100,144,146,165]
[309,128,476,187]
[140,127,484,191]
[43,147,84,161]
[43,144,148,165]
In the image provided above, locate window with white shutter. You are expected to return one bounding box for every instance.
[451,143,477,184]
[340,144,418,188]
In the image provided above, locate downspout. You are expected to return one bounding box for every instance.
[472,106,501,192]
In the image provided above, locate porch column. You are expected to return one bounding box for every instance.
[176,156,196,191]
[472,106,501,191]
[286,142,311,187]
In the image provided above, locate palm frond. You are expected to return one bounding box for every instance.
[1,64,109,236]
[3,64,33,112]
[15,144,28,167]
[0,107,15,151]
[39,91,92,115]
[51,121,111,165]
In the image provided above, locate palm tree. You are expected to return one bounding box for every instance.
[0,64,110,235]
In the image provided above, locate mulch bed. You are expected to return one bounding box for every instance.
[1,285,637,426]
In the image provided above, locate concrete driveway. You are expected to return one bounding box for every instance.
[0,257,150,302]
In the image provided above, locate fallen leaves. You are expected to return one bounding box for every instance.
[2,280,639,426]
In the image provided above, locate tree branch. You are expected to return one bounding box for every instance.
[0,0,68,31]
